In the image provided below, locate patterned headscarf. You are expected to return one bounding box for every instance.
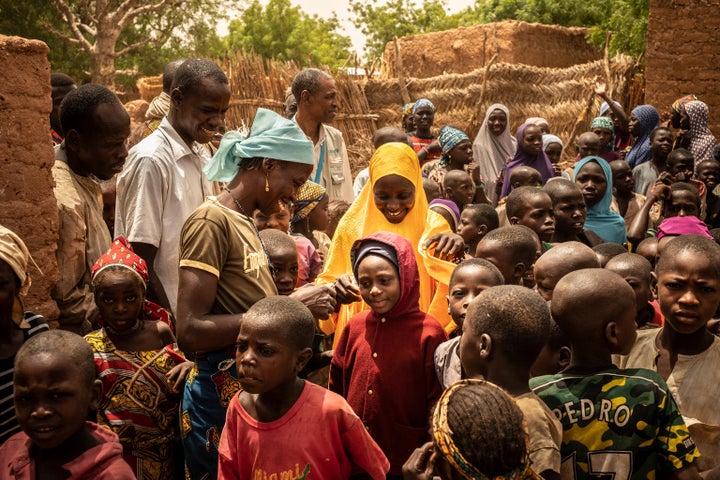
[92,237,149,287]
[671,94,697,114]
[402,103,415,117]
[438,126,470,166]
[590,116,616,151]
[625,105,660,169]
[292,181,326,223]
[432,379,538,480]
[203,108,314,182]
[412,98,435,114]
[685,101,718,164]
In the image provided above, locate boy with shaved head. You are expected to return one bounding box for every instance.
[533,241,599,301]
[531,269,700,480]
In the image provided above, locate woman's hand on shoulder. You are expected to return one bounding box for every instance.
[424,233,465,261]
[290,284,337,319]
[166,361,195,393]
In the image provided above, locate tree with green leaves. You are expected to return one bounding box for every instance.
[0,0,228,90]
[226,0,352,68]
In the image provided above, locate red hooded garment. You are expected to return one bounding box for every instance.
[329,231,447,476]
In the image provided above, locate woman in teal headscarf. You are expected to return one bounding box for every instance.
[574,156,627,245]
[176,108,337,479]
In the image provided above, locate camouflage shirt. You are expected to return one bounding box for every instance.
[530,367,699,480]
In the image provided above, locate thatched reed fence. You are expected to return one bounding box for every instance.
[137,51,641,171]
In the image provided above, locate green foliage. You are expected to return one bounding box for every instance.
[226,0,352,67]
[348,0,461,60]
[349,0,648,60]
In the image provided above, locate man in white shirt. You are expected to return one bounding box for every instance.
[115,59,231,313]
[292,68,354,203]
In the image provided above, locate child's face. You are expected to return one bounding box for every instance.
[668,156,694,181]
[357,255,401,315]
[512,195,555,242]
[521,125,543,156]
[606,263,653,315]
[447,266,502,330]
[307,195,329,232]
[664,190,699,218]
[269,248,299,296]
[552,190,586,236]
[94,270,144,333]
[695,162,720,192]
[235,315,308,395]
[657,250,720,335]
[530,343,570,377]
[510,172,542,189]
[591,128,613,148]
[254,206,291,233]
[575,161,607,207]
[544,142,563,165]
[445,176,474,208]
[373,174,415,224]
[533,263,562,302]
[448,140,473,164]
[611,161,634,194]
[650,129,673,159]
[14,353,101,450]
[457,211,484,245]
[476,240,518,285]
[576,138,601,158]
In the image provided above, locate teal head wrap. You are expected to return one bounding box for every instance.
[203,108,314,182]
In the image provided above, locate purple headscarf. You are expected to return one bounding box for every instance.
[500,123,555,198]
[429,198,461,231]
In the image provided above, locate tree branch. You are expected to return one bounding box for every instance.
[51,0,94,52]
[78,22,97,37]
[42,22,82,47]
[113,36,157,57]
[118,0,177,30]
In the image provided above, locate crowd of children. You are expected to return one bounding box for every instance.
[2,62,720,480]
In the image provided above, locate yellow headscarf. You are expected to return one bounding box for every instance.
[317,142,456,341]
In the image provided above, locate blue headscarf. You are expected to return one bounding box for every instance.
[412,98,435,114]
[203,108,314,182]
[624,105,660,169]
[574,156,627,245]
[438,126,469,166]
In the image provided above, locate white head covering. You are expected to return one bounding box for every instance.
[472,104,517,204]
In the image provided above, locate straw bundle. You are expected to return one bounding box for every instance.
[366,55,638,163]
[136,75,162,103]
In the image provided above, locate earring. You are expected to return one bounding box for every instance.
[265,174,270,192]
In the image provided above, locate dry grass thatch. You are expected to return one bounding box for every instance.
[366,55,638,164]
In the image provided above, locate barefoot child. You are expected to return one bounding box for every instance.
[218,296,389,479]
[506,186,555,245]
[618,235,720,471]
[330,232,446,478]
[403,380,541,480]
[531,269,701,479]
[86,237,193,479]
[459,286,562,480]
[0,330,135,479]
[456,203,499,257]
[434,259,504,386]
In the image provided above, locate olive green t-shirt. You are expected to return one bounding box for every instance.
[180,197,277,315]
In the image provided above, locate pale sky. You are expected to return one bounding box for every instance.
[220,0,477,55]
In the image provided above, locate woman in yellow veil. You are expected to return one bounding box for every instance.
[318,142,465,344]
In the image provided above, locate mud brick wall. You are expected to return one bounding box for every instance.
[0,35,59,322]
[645,0,720,135]
[383,20,601,79]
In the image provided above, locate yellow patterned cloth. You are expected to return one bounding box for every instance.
[85,328,187,480]
[317,142,457,343]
